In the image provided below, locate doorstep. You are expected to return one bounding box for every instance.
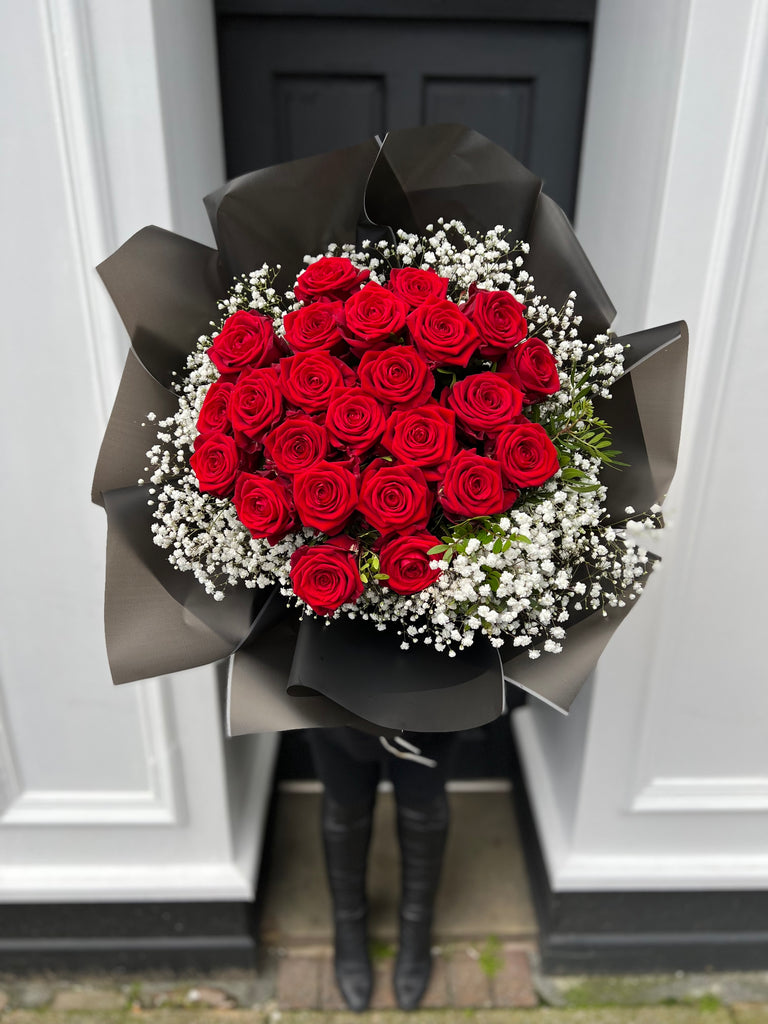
[259,788,537,947]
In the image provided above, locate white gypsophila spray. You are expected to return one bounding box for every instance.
[142,223,659,655]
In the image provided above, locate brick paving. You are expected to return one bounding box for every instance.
[269,942,538,1011]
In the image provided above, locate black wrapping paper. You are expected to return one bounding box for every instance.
[93,125,687,733]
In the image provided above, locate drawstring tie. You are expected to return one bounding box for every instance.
[379,735,437,768]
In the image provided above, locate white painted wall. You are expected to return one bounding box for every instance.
[0,0,276,902]
[515,0,768,890]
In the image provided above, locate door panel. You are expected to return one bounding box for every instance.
[216,8,594,217]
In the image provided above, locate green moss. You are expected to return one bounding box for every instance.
[477,936,504,978]
[697,993,723,1012]
[369,938,396,960]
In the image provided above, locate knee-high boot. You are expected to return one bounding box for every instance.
[321,795,374,1012]
[394,792,450,1011]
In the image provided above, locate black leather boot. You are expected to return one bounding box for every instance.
[321,795,374,1012]
[394,793,450,1011]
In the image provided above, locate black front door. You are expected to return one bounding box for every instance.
[215,0,595,218]
[213,0,596,778]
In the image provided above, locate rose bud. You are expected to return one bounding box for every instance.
[499,336,560,402]
[294,256,369,304]
[234,472,295,544]
[407,299,479,367]
[229,366,283,449]
[196,380,233,436]
[461,285,527,360]
[325,387,386,456]
[207,310,281,374]
[387,267,449,308]
[357,459,433,535]
[290,535,365,615]
[340,281,409,355]
[444,371,524,438]
[378,532,443,595]
[283,299,345,354]
[292,459,359,533]
[190,431,240,497]
[278,351,356,414]
[263,414,328,475]
[439,450,517,521]
[381,403,457,481]
[490,421,561,488]
[358,346,434,408]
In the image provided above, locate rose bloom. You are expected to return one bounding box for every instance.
[378,531,443,595]
[381,403,457,480]
[387,267,449,308]
[233,472,295,544]
[324,387,386,456]
[283,299,345,353]
[294,256,369,303]
[292,459,359,533]
[407,299,479,367]
[279,351,355,414]
[190,431,240,497]
[490,421,560,488]
[357,346,434,408]
[263,415,328,475]
[439,450,517,521]
[341,281,409,355]
[461,285,527,360]
[444,371,524,438]
[229,366,283,448]
[207,310,281,374]
[290,536,364,615]
[196,380,233,436]
[357,459,432,535]
[499,337,560,402]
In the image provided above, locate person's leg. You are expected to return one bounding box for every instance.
[388,733,458,1011]
[306,729,383,1012]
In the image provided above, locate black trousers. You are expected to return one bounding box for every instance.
[307,728,458,808]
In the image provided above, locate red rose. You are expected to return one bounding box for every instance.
[263,415,328,475]
[290,535,364,615]
[229,366,283,448]
[499,337,560,403]
[444,371,524,438]
[293,460,359,533]
[461,286,527,359]
[439,450,517,521]
[279,352,355,414]
[196,380,233,436]
[189,431,240,497]
[407,299,479,367]
[378,532,443,595]
[357,459,432,535]
[357,346,434,408]
[294,256,369,303]
[324,387,386,456]
[283,300,345,354]
[234,472,295,544]
[387,267,449,308]
[341,282,408,355]
[491,422,560,488]
[207,310,281,374]
[381,404,457,480]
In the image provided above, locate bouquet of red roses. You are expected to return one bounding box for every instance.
[93,125,687,735]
